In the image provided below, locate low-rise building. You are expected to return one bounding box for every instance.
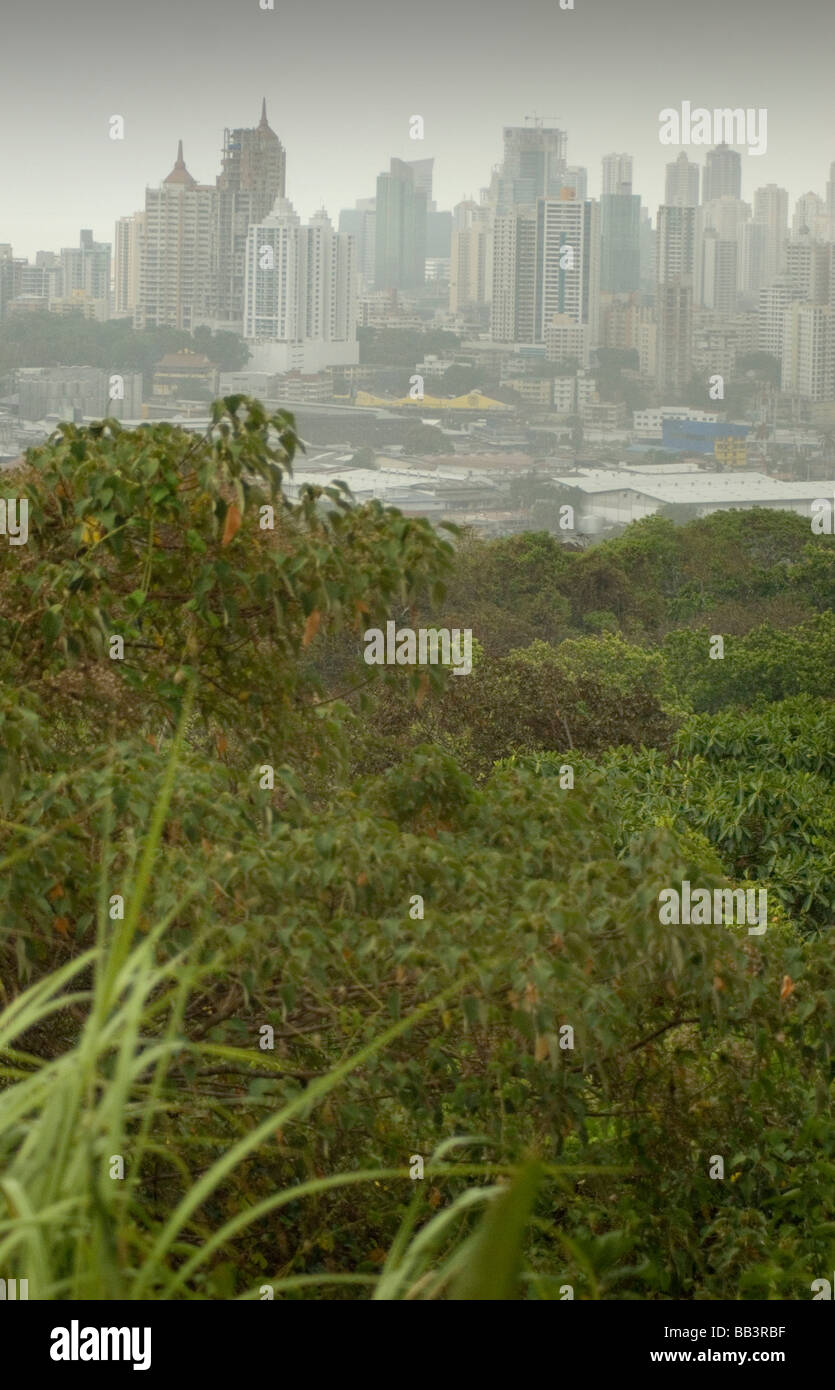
[552,466,835,525]
[152,350,218,400]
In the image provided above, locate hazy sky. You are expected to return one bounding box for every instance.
[2,0,834,258]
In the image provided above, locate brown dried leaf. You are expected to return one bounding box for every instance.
[221,502,242,546]
[302,609,322,647]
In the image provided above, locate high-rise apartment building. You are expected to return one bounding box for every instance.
[781,301,833,401]
[656,280,693,395]
[758,276,802,360]
[214,100,286,327]
[535,197,600,356]
[243,197,302,341]
[703,144,742,203]
[114,213,144,315]
[61,230,111,311]
[563,167,589,202]
[827,163,835,239]
[338,199,376,288]
[701,231,738,316]
[656,205,696,395]
[498,124,568,208]
[739,221,770,294]
[602,153,633,196]
[450,201,492,313]
[490,194,599,363]
[135,142,216,332]
[665,152,699,207]
[792,191,828,240]
[656,205,697,282]
[242,197,356,371]
[753,185,789,285]
[303,208,355,344]
[639,208,656,289]
[600,192,641,293]
[696,197,749,304]
[490,206,537,341]
[786,235,831,304]
[374,158,426,290]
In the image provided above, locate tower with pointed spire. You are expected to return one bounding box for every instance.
[135,141,216,332]
[214,99,287,326]
[164,140,197,187]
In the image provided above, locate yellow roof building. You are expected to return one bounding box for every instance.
[352,389,513,411]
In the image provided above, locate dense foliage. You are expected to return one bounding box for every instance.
[1,402,834,1299]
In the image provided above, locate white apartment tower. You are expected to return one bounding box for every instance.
[490,196,599,362]
[243,197,303,341]
[602,153,633,195]
[656,205,696,282]
[535,196,600,359]
[753,185,789,284]
[303,208,355,343]
[758,276,802,360]
[490,206,537,342]
[781,301,833,401]
[664,153,699,207]
[450,201,492,313]
[656,205,696,395]
[114,213,144,316]
[243,197,356,368]
[135,143,216,332]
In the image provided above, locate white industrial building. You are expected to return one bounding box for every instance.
[552,468,835,526]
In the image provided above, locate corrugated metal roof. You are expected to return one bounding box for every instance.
[552,470,835,504]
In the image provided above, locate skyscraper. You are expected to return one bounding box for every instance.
[374,159,426,290]
[495,124,568,210]
[656,281,693,396]
[61,230,111,309]
[792,191,827,240]
[243,197,356,371]
[491,193,599,361]
[739,221,770,294]
[786,234,831,304]
[695,197,750,305]
[827,163,835,239]
[535,197,600,356]
[602,153,633,196]
[656,205,696,395]
[303,208,355,344]
[781,300,833,400]
[703,144,742,203]
[244,197,302,342]
[665,153,699,207]
[338,199,376,288]
[563,167,589,202]
[758,276,801,360]
[490,206,537,341]
[656,205,697,282]
[701,230,738,316]
[600,191,641,293]
[135,143,216,332]
[450,201,492,313]
[214,100,286,327]
[753,185,789,284]
[114,213,144,315]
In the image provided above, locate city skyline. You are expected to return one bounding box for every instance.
[1,0,834,259]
